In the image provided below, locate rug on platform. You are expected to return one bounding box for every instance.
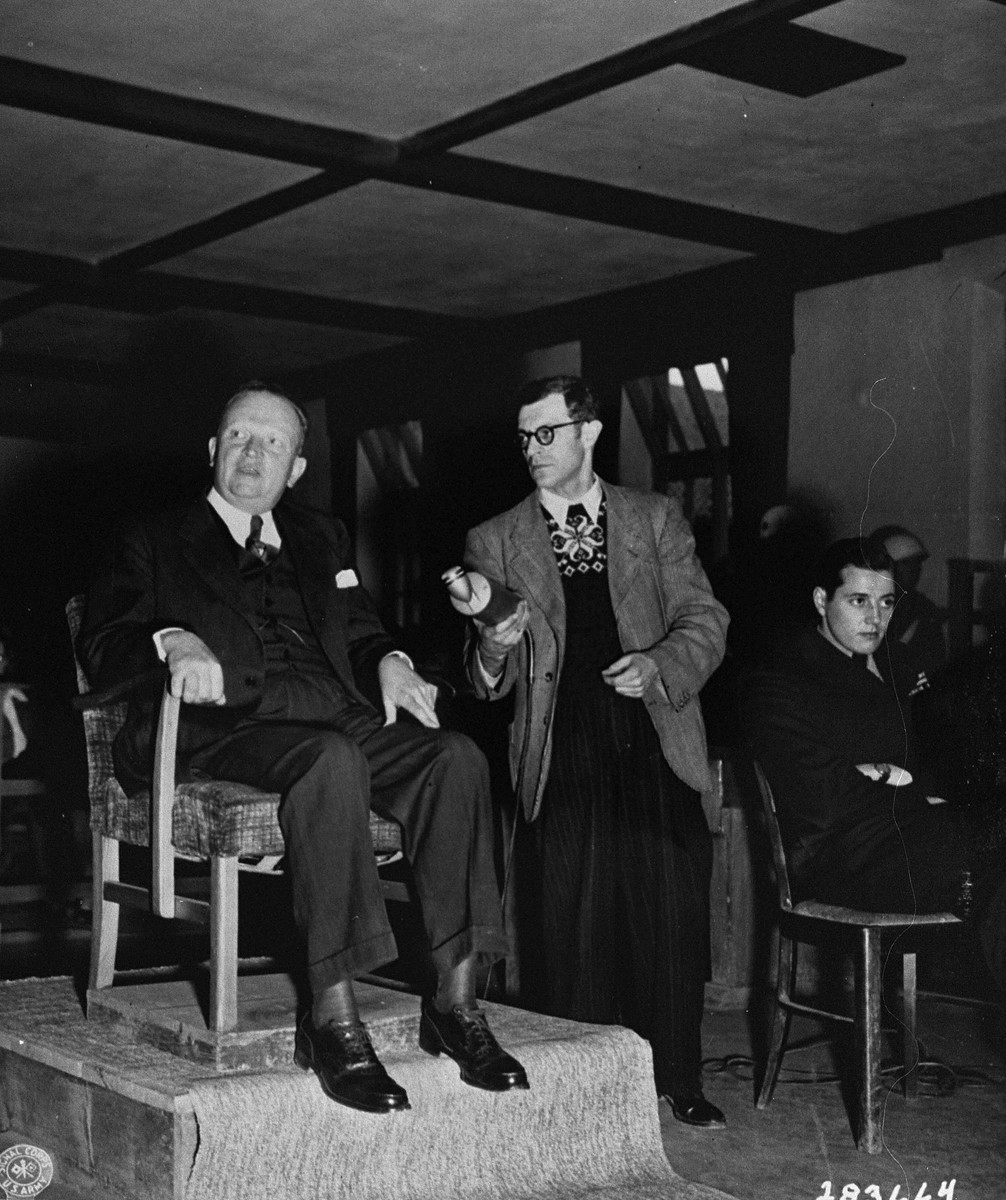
[185,1004,735,1200]
[0,977,735,1200]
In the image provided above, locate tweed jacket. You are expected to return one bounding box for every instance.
[464,480,728,821]
[79,496,394,780]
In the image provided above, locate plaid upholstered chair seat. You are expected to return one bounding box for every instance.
[79,691,402,861]
[93,774,287,859]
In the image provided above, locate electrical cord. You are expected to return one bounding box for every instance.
[701,1046,1006,1095]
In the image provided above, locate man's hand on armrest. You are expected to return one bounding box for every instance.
[159,631,226,706]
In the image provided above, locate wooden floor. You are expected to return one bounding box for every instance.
[664,998,1006,1200]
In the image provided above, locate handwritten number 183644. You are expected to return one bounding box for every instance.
[815,1183,955,1200]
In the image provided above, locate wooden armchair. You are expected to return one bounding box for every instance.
[66,596,404,1033]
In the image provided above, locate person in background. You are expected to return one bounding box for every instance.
[462,376,729,1128]
[870,523,946,696]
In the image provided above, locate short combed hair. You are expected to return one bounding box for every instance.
[219,381,309,452]
[812,537,896,600]
[514,375,599,422]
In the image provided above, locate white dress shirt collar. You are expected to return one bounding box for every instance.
[207,487,280,548]
[538,477,603,528]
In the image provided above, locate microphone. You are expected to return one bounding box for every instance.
[442,566,523,625]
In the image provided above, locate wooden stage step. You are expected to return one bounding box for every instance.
[85,968,416,1069]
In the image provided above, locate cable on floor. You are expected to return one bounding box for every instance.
[701,1046,1006,1094]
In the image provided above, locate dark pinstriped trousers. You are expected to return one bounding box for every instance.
[188,673,508,994]
[530,686,712,1096]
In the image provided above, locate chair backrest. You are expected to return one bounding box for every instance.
[752,760,795,913]
[65,595,127,810]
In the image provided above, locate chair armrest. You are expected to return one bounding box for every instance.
[151,680,181,917]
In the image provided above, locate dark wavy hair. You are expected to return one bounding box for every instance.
[513,375,599,422]
[812,536,896,599]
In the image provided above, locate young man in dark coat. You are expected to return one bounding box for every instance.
[743,537,1005,990]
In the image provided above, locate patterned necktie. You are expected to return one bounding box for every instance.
[245,514,277,565]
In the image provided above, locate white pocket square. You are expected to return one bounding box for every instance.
[335,569,359,589]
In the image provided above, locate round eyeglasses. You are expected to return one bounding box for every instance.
[515,420,585,451]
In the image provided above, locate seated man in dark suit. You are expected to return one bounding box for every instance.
[80,382,528,1113]
[742,537,1005,991]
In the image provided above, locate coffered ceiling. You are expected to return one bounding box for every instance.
[2,0,1005,436]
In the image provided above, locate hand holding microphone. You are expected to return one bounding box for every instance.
[442,567,529,672]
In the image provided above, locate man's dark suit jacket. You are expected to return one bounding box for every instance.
[80,496,393,784]
[741,626,936,894]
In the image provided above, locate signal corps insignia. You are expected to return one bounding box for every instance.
[0,1144,54,1197]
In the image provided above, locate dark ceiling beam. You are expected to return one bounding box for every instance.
[0,172,369,326]
[401,0,841,155]
[0,1,844,346]
[497,187,1006,344]
[0,2,843,304]
[108,171,368,272]
[0,55,399,172]
[0,51,840,263]
[287,195,977,389]
[0,246,471,340]
[274,185,1006,396]
[388,152,837,258]
[826,189,1006,279]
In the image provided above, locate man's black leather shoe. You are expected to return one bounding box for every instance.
[294,1014,410,1113]
[419,1000,530,1091]
[666,1092,726,1128]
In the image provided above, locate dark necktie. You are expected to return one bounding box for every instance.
[245,514,277,566]
[566,503,588,531]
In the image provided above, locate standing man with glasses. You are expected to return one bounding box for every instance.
[461,376,729,1126]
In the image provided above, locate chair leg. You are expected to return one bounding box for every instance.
[854,926,883,1153]
[88,835,120,993]
[757,931,795,1109]
[902,951,919,1100]
[209,855,239,1033]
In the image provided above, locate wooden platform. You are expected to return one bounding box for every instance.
[0,974,729,1200]
[85,969,416,1069]
[0,974,419,1200]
